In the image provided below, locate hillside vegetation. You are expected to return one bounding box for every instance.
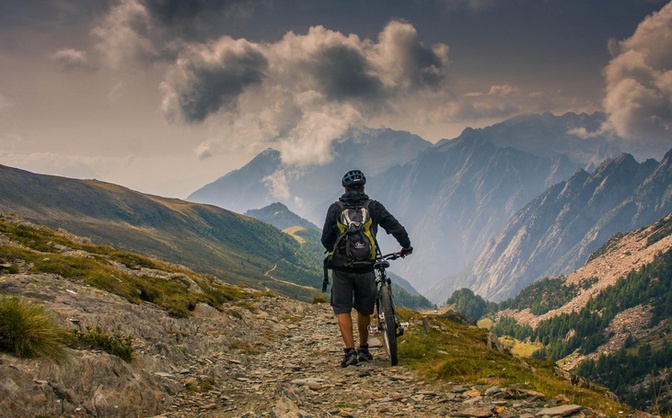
[447,213,672,414]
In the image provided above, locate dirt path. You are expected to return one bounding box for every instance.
[156,301,597,418]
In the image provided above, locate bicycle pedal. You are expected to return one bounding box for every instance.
[396,322,409,337]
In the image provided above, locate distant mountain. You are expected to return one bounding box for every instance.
[465,149,672,302]
[245,202,319,231]
[0,164,322,300]
[188,148,282,215]
[450,112,620,166]
[187,127,432,222]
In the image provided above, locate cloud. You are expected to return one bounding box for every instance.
[602,1,672,144]
[158,20,450,167]
[160,37,268,123]
[91,0,263,69]
[92,0,159,69]
[52,48,94,71]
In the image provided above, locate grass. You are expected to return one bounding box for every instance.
[397,310,630,417]
[0,296,67,361]
[311,292,328,304]
[0,216,257,318]
[498,335,544,358]
[69,326,134,363]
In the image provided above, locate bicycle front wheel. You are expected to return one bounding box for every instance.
[379,284,398,366]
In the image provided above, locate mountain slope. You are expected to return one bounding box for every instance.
[466,149,672,301]
[188,148,282,214]
[187,127,432,221]
[489,213,672,413]
[187,112,627,300]
[369,134,580,296]
[0,164,321,299]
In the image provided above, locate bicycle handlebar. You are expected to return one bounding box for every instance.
[377,250,411,261]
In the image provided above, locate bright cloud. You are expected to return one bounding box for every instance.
[603,1,672,144]
[52,49,93,71]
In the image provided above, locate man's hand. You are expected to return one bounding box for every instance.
[401,246,413,256]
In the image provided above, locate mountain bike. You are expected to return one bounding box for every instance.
[368,251,409,366]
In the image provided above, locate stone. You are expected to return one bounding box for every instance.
[535,404,582,416]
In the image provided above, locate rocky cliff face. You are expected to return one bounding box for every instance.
[371,136,579,296]
[466,150,672,301]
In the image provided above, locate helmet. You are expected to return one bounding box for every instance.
[341,170,366,188]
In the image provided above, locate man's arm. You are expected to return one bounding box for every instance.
[370,200,411,249]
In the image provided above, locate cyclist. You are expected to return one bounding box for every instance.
[321,169,413,367]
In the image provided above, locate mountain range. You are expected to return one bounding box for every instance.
[187,112,638,302]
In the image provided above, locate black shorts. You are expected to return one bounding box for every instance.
[330,269,376,315]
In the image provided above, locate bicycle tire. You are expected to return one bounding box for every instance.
[379,284,398,365]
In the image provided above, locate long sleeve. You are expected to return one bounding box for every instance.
[321,203,341,251]
[370,200,411,249]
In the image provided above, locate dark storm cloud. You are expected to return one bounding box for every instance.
[140,0,259,38]
[313,44,384,102]
[160,20,450,125]
[161,38,268,123]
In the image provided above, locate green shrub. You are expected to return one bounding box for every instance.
[70,326,134,362]
[0,296,67,360]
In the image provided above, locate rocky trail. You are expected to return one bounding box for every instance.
[151,299,607,418]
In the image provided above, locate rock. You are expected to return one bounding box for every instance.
[456,405,494,417]
[535,404,582,416]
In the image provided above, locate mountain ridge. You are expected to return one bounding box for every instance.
[466,148,672,302]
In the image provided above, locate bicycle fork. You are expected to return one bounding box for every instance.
[368,313,409,337]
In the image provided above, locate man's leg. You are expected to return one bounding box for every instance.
[357,311,371,346]
[337,312,355,348]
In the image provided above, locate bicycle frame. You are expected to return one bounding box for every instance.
[368,251,409,366]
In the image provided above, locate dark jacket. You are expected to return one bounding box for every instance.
[321,190,411,257]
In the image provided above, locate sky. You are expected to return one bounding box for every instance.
[1,0,671,198]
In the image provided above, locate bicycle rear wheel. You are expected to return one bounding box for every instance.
[378,284,398,365]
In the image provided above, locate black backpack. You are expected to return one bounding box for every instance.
[328,199,377,269]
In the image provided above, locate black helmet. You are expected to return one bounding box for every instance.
[341,170,366,188]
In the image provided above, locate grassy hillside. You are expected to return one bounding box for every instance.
[0,164,321,300]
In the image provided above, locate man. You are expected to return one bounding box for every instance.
[321,169,412,367]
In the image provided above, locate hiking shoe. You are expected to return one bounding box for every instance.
[341,348,358,368]
[357,346,373,362]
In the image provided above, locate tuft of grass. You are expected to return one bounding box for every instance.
[69,326,134,362]
[229,339,262,355]
[398,312,629,417]
[0,296,67,361]
[311,292,327,304]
